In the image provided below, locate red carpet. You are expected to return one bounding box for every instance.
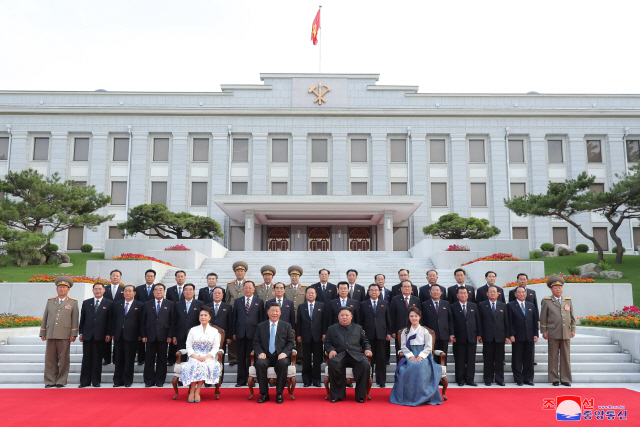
[0,388,637,426]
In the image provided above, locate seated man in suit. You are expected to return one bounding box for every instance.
[420,285,453,365]
[477,285,509,386]
[265,282,295,327]
[296,286,326,387]
[207,287,233,386]
[419,269,447,304]
[508,285,539,386]
[327,281,361,327]
[324,307,372,403]
[253,302,295,404]
[112,285,143,387]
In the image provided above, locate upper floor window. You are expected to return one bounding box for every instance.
[469,139,485,163]
[192,138,209,162]
[153,138,169,161]
[271,139,288,162]
[390,139,407,162]
[586,140,602,163]
[351,139,367,162]
[548,140,564,163]
[232,138,249,162]
[113,138,129,161]
[627,140,640,163]
[508,140,525,163]
[429,139,446,163]
[73,138,89,161]
[33,137,49,161]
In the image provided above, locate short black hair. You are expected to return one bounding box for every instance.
[346,269,358,276]
[273,282,285,290]
[175,270,186,277]
[154,283,166,290]
[110,269,122,276]
[456,286,468,294]
[123,284,136,292]
[319,269,330,275]
[487,284,499,292]
[454,268,466,276]
[337,281,349,290]
[515,285,527,293]
[398,269,409,275]
[517,273,528,280]
[183,283,196,291]
[92,282,105,289]
[306,286,317,295]
[212,287,224,294]
[207,272,218,279]
[338,306,353,315]
[374,273,385,280]
[145,269,156,277]
[368,283,380,292]
[426,269,438,277]
[266,301,282,311]
[245,280,255,288]
[485,271,497,278]
[400,279,413,286]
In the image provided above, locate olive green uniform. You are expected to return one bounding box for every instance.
[40,296,79,386]
[540,295,575,383]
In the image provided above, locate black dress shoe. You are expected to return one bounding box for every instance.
[466,382,478,387]
[552,381,560,386]
[517,382,523,386]
[257,394,270,403]
[378,384,386,388]
[276,394,283,404]
[524,381,534,386]
[177,381,183,387]
[204,383,212,388]
[145,384,153,387]
[356,398,365,403]
[303,383,311,387]
[167,362,174,367]
[93,384,101,387]
[313,382,322,387]
[296,360,302,365]
[497,382,505,386]
[113,384,122,388]
[346,383,353,388]
[561,382,571,387]
[235,383,246,387]
[78,385,88,388]
[330,398,341,403]
[45,384,54,388]
[229,362,237,366]
[457,382,464,386]
[56,384,65,388]
[125,384,132,387]
[484,382,491,386]
[156,383,164,387]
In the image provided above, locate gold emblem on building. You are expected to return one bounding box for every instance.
[308,82,331,105]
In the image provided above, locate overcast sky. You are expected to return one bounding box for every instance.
[1,0,638,94]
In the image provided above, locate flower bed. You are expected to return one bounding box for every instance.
[504,273,595,288]
[0,313,42,329]
[445,244,470,252]
[111,253,177,267]
[579,306,640,329]
[165,244,191,251]
[461,253,520,266]
[29,274,112,285]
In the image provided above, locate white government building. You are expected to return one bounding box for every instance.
[1,72,639,253]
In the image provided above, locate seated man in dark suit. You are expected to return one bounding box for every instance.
[296,287,326,387]
[207,287,233,386]
[508,285,539,386]
[324,307,372,403]
[477,285,509,386]
[141,283,174,387]
[420,284,453,365]
[173,284,204,357]
[253,302,295,404]
[112,285,143,387]
[327,281,361,327]
[419,269,447,304]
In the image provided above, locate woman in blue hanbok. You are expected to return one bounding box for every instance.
[390,307,443,406]
[179,306,221,402]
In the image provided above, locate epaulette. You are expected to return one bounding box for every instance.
[299,284,308,287]
[563,297,571,299]
[68,297,77,301]
[543,296,553,300]
[255,283,265,288]
[48,297,56,300]
[227,280,235,284]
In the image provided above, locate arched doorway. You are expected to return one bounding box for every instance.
[268,227,290,251]
[348,227,371,251]
[308,227,331,251]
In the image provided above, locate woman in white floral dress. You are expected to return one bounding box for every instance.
[179,306,221,402]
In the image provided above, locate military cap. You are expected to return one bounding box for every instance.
[55,276,74,288]
[546,275,565,288]
[288,265,303,276]
[232,261,248,272]
[261,265,276,276]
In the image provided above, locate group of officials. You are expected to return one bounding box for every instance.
[40,264,576,396]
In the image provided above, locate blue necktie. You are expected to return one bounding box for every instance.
[269,323,276,353]
[373,300,377,314]
[147,286,151,296]
[186,301,191,312]
[309,304,313,320]
[521,303,526,315]
[156,301,161,315]
[125,302,130,315]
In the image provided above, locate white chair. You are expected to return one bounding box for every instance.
[248,350,297,400]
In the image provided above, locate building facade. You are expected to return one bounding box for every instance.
[1,73,639,252]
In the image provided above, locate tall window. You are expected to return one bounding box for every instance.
[586,140,602,163]
[271,139,288,162]
[111,182,127,205]
[191,182,208,205]
[232,138,249,162]
[508,140,525,163]
[0,137,8,160]
[153,138,169,161]
[311,139,328,162]
[390,139,407,162]
[192,138,209,161]
[548,140,564,163]
[430,139,446,163]
[469,139,485,163]
[470,183,487,206]
[593,227,609,251]
[151,182,168,204]
[627,140,640,163]
[67,227,84,250]
[73,138,89,161]
[552,227,568,245]
[109,226,125,239]
[33,137,49,161]
[351,139,367,162]
[113,138,129,161]
[430,183,447,206]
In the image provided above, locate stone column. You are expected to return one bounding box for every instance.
[291,133,308,195]
[488,133,510,238]
[168,132,189,212]
[331,133,348,195]
[370,133,388,195]
[528,134,550,248]
[251,133,268,195]
[87,132,110,251]
[49,131,69,179]
[7,130,29,173]
[128,131,149,208]
[449,133,469,217]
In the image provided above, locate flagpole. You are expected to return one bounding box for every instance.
[319,5,322,73]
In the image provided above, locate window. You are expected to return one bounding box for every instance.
[33,137,49,161]
[192,138,209,161]
[0,137,9,160]
[393,227,409,251]
[510,183,526,198]
[627,140,640,163]
[593,227,609,251]
[351,139,367,162]
[548,140,563,163]
[67,227,84,250]
[469,139,485,163]
[586,140,602,163]
[113,138,129,161]
[231,182,248,195]
[151,182,168,204]
[390,182,407,195]
[311,139,328,162]
[73,181,87,187]
[470,183,487,206]
[111,182,127,205]
[311,182,328,195]
[552,227,568,245]
[232,138,249,162]
[73,138,89,161]
[512,227,528,240]
[191,182,208,205]
[272,139,288,162]
[390,139,407,162]
[509,140,525,163]
[590,183,605,193]
[633,227,640,250]
[271,182,288,195]
[230,226,245,250]
[153,138,169,161]
[109,226,125,239]
[351,182,368,195]
[430,139,446,163]
[430,183,447,206]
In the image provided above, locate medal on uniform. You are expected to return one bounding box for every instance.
[564,304,570,311]
[65,304,72,310]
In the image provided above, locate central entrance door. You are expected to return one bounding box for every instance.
[348,227,371,251]
[268,227,290,251]
[308,227,331,251]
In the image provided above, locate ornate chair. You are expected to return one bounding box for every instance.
[172,325,225,400]
[248,350,297,400]
[396,326,448,401]
[323,351,373,400]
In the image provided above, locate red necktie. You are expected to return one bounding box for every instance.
[405,297,409,309]
[246,297,250,313]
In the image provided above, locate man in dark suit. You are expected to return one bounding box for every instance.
[78,283,113,388]
[419,269,447,304]
[296,287,325,387]
[310,268,338,304]
[265,282,295,326]
[141,283,174,387]
[198,272,222,305]
[233,280,264,387]
[476,271,506,304]
[165,270,187,366]
[420,284,453,365]
[327,281,361,327]
[324,307,372,403]
[103,269,125,365]
[477,285,509,386]
[253,303,295,403]
[172,284,203,361]
[447,268,476,305]
[134,269,157,365]
[450,286,481,386]
[390,280,420,356]
[508,273,539,366]
[372,274,392,364]
[207,287,233,385]
[390,269,419,299]
[508,285,539,386]
[112,285,143,387]
[360,284,391,387]
[345,269,366,303]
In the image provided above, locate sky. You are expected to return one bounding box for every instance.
[0,0,638,94]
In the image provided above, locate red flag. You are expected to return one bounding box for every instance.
[311,9,320,45]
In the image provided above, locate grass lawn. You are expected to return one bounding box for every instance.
[524,253,639,306]
[0,252,104,283]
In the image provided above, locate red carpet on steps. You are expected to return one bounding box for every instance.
[0,388,637,426]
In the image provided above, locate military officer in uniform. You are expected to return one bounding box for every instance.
[255,265,277,303]
[226,261,249,366]
[285,265,307,365]
[540,276,575,387]
[40,276,79,388]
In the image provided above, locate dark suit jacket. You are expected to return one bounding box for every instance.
[419,284,447,304]
[104,285,125,302]
[327,298,361,327]
[476,284,506,304]
[112,299,143,341]
[264,298,295,329]
[198,287,226,304]
[360,298,391,341]
[478,300,509,342]
[324,322,371,362]
[508,300,539,342]
[447,284,476,305]
[364,287,392,302]
[391,282,419,299]
[296,301,326,343]
[348,284,366,303]
[173,299,204,341]
[79,298,113,341]
[166,285,186,303]
[253,320,295,357]
[389,294,421,334]
[508,287,539,317]
[420,299,454,341]
[233,296,264,340]
[134,284,155,304]
[141,298,175,342]
[207,301,234,337]
[450,302,482,343]
[310,282,338,303]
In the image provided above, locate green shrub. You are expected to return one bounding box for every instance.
[529,250,541,259]
[611,246,626,254]
[46,258,61,267]
[598,261,612,271]
[43,244,59,257]
[575,244,589,253]
[540,243,555,252]
[80,244,93,253]
[567,266,581,276]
